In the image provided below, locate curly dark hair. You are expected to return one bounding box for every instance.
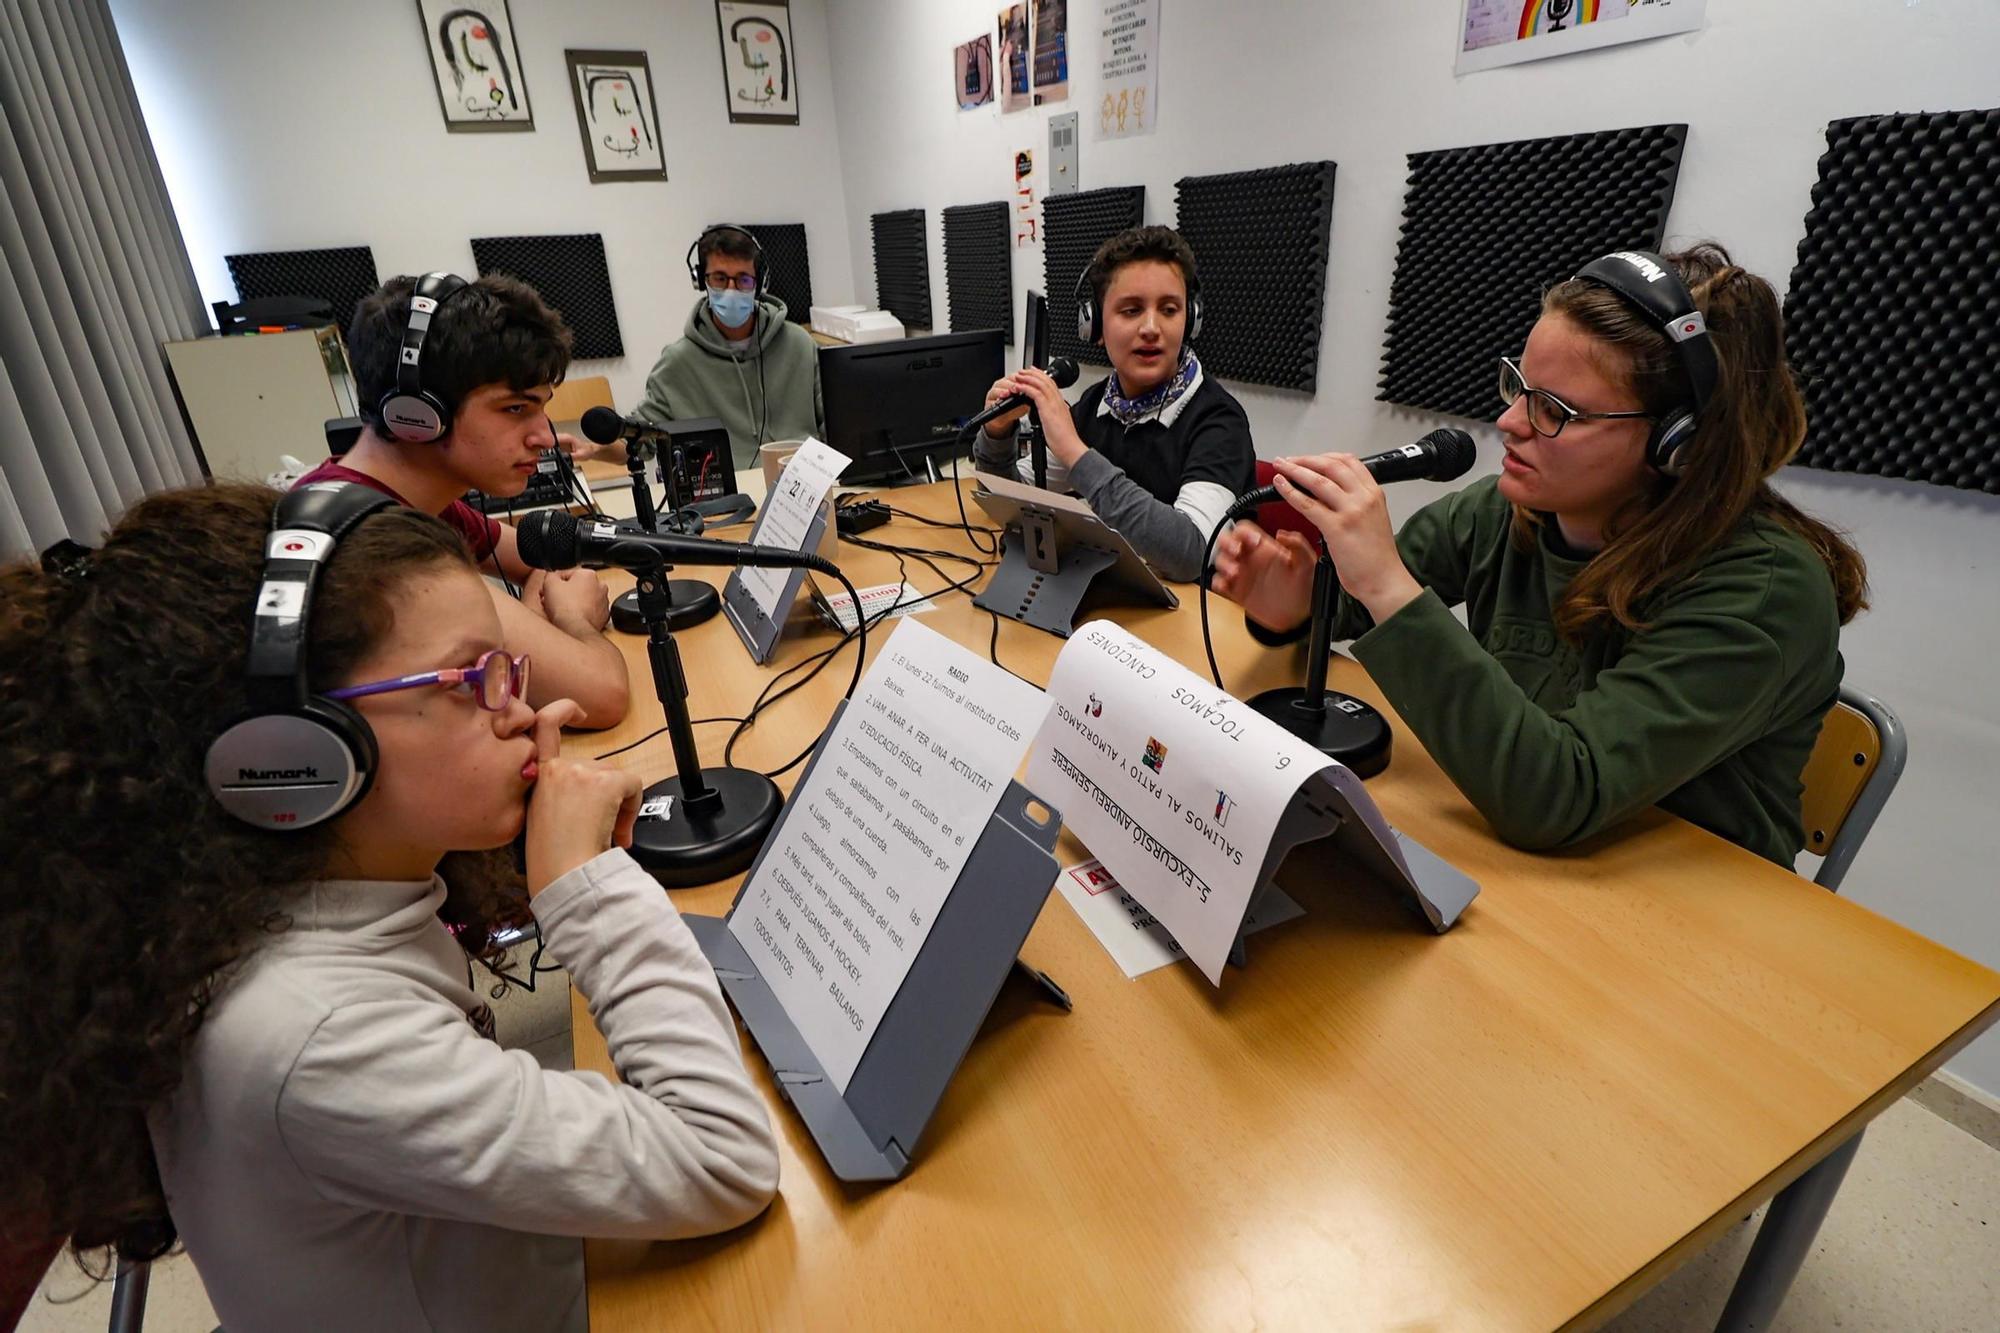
[1088,224,1199,306]
[348,273,573,433]
[0,482,530,1270]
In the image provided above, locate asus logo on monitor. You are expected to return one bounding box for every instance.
[239,766,320,781]
[905,355,944,371]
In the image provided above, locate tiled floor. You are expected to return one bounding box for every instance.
[19,971,1998,1332]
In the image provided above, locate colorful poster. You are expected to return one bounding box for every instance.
[954,32,995,111]
[1031,0,1069,105]
[1457,0,1705,74]
[565,50,667,183]
[998,5,1032,112]
[1095,0,1157,140]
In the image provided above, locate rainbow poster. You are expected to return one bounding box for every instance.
[1459,0,1705,74]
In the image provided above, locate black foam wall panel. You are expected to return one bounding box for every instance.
[739,223,814,325]
[471,232,623,360]
[1176,162,1336,392]
[1379,125,1687,419]
[872,208,933,330]
[943,201,1013,340]
[226,245,380,334]
[1044,185,1145,366]
[1787,108,2000,494]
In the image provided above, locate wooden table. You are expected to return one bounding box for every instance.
[565,479,2000,1331]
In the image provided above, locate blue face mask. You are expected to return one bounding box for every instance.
[707,287,757,329]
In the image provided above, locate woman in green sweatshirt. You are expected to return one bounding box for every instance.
[1212,245,1868,867]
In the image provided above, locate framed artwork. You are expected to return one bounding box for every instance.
[954,32,994,111]
[565,50,668,183]
[416,0,534,132]
[715,0,800,125]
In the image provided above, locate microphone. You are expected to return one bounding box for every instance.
[580,405,671,446]
[1226,428,1478,519]
[964,357,1080,432]
[515,509,828,574]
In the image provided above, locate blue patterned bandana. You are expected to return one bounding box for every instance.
[1102,348,1201,426]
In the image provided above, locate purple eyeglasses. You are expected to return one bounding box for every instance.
[325,649,531,712]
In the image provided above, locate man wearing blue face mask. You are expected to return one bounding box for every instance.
[617,225,824,470]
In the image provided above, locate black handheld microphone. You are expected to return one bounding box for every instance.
[515,509,829,574]
[963,357,1080,432]
[580,406,671,446]
[1226,428,1479,519]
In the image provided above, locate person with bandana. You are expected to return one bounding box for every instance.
[578,225,824,471]
[974,225,1254,581]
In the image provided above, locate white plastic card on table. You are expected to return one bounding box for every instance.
[737,437,850,622]
[1056,857,1302,979]
[726,619,1050,1092]
[1024,620,1344,984]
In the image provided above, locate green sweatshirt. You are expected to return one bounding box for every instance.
[1258,477,1843,866]
[634,295,825,470]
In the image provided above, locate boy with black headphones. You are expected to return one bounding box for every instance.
[974,224,1256,582]
[584,224,823,470]
[299,273,630,729]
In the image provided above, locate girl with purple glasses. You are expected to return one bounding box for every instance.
[0,483,776,1332]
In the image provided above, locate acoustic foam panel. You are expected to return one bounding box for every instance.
[871,208,933,330]
[942,201,1013,341]
[1378,125,1687,419]
[470,232,623,361]
[739,223,814,325]
[1176,162,1336,392]
[1044,185,1145,367]
[225,245,380,334]
[1786,108,2000,494]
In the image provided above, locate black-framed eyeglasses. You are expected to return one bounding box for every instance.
[703,271,758,293]
[1497,356,1655,439]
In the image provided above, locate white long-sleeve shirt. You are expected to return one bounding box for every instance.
[149,848,778,1333]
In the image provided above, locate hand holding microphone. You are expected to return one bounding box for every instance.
[1215,429,1477,628]
[973,357,1080,438]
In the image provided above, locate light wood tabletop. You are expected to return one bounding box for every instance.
[564,478,2000,1332]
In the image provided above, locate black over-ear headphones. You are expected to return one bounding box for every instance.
[205,483,398,830]
[376,272,470,444]
[1572,249,1718,476]
[1073,252,1203,347]
[685,224,768,295]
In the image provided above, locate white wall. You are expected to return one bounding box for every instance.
[111,0,858,412]
[823,0,2000,1095]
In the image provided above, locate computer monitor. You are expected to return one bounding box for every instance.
[1022,289,1048,370]
[819,328,1005,484]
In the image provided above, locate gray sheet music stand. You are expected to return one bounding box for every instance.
[686,702,1069,1181]
[970,480,1178,638]
[1224,767,1480,969]
[722,498,833,665]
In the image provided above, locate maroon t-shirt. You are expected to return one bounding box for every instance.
[292,460,503,563]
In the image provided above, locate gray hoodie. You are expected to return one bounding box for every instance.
[635,295,825,470]
[149,849,779,1333]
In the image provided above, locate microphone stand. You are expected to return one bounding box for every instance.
[1245,549,1393,777]
[609,438,723,634]
[623,550,783,886]
[1023,404,1048,491]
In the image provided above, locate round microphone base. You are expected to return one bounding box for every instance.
[611,580,720,635]
[1246,687,1392,778]
[629,768,784,888]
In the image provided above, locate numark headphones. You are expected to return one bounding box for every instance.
[376,271,470,443]
[1073,248,1204,346]
[205,483,397,830]
[685,223,769,294]
[1572,249,1718,476]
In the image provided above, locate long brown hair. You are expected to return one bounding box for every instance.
[0,483,528,1270]
[1514,243,1868,640]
